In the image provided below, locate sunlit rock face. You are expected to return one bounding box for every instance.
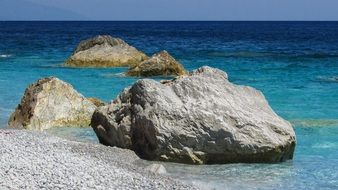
[8,77,96,130]
[65,35,148,67]
[91,66,296,164]
[126,50,187,77]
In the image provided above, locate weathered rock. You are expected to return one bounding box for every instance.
[88,97,106,107]
[65,35,148,67]
[8,77,96,130]
[126,51,187,77]
[91,66,296,164]
[145,164,167,174]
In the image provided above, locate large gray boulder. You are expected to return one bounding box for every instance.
[8,77,97,131]
[126,50,187,77]
[91,66,296,164]
[65,35,148,67]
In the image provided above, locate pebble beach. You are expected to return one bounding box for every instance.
[0,129,196,190]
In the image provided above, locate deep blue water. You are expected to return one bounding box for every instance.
[0,21,338,189]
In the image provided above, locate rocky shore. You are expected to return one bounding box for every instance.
[0,129,196,190]
[7,66,296,166]
[3,33,296,187]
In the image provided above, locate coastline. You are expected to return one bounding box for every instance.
[0,21,338,189]
[0,129,196,189]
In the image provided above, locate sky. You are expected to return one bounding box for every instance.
[1,0,338,21]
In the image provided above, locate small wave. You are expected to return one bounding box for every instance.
[0,107,13,113]
[0,54,12,58]
[312,142,338,149]
[316,76,338,83]
[33,64,64,69]
[291,119,338,127]
[100,72,126,78]
[284,63,310,69]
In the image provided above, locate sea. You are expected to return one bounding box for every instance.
[0,21,337,189]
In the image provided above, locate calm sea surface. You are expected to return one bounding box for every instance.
[0,21,338,189]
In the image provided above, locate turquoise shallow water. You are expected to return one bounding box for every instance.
[1,21,338,189]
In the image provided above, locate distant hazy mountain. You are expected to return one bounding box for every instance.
[0,0,86,20]
[1,0,337,21]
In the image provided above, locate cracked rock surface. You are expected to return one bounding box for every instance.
[91,66,296,164]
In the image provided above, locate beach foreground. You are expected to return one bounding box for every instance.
[0,129,196,190]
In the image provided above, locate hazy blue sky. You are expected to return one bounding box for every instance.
[1,0,338,21]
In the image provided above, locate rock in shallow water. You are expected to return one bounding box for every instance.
[8,77,96,130]
[65,35,148,67]
[126,50,187,77]
[91,66,296,164]
[145,164,167,174]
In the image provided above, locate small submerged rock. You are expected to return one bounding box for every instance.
[145,164,167,174]
[8,77,96,130]
[65,35,148,67]
[126,50,187,77]
[91,66,296,164]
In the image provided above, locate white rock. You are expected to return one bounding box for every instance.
[91,66,296,164]
[8,77,96,130]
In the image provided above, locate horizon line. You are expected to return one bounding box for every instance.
[1,20,338,22]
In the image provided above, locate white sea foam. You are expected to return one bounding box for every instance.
[0,54,12,58]
[316,76,338,82]
[313,142,338,149]
[100,72,126,78]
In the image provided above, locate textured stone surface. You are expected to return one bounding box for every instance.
[65,35,148,67]
[88,97,106,107]
[91,66,296,164]
[0,129,196,190]
[126,50,187,77]
[8,77,96,131]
